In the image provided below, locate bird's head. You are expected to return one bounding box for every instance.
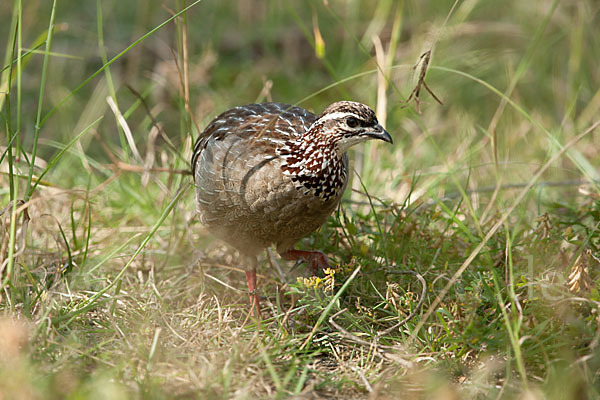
[308,101,393,154]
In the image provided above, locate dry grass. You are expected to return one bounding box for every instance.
[1,0,600,398]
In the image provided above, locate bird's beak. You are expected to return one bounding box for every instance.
[363,124,393,144]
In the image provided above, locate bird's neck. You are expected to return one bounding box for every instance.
[278,131,347,201]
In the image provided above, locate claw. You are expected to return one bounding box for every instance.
[290,259,305,273]
[281,249,330,276]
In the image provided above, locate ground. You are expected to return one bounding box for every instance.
[1,0,600,399]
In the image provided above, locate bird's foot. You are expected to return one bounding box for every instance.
[281,249,330,276]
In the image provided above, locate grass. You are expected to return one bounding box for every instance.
[1,0,600,398]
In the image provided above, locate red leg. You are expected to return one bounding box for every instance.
[281,249,330,276]
[245,267,261,317]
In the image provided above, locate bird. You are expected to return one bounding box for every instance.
[192,101,393,316]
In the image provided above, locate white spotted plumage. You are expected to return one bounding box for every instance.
[192,100,391,257]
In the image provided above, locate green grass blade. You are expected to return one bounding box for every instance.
[51,184,188,325]
[28,116,103,197]
[25,0,57,201]
[301,265,361,349]
[39,0,206,129]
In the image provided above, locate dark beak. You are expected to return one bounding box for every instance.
[363,124,393,144]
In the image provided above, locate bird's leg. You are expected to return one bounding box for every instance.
[281,249,330,276]
[245,258,261,317]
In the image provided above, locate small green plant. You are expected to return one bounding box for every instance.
[1,0,600,398]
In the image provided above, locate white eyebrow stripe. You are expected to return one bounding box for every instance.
[317,112,358,122]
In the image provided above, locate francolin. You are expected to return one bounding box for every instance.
[192,101,392,315]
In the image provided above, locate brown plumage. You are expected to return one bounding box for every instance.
[192,101,392,315]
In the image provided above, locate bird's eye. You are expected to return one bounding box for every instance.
[346,117,359,128]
